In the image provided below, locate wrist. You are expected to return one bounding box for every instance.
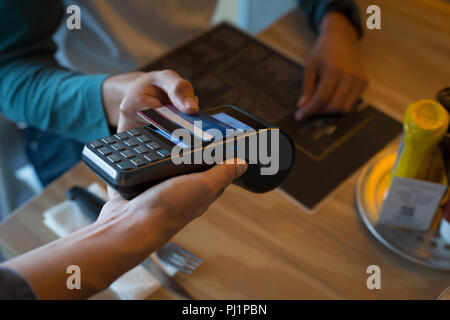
[112,201,178,252]
[320,12,359,42]
[102,72,144,127]
[1,220,133,299]
[62,210,159,295]
[94,201,171,259]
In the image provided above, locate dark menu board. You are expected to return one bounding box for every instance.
[143,23,402,210]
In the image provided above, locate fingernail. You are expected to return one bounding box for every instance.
[298,96,306,106]
[184,97,198,111]
[235,161,248,178]
[295,109,305,121]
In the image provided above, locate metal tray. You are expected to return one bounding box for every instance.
[355,146,450,271]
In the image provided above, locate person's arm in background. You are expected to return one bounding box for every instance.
[0,0,199,144]
[295,0,368,120]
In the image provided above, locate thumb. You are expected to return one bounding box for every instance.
[152,70,199,114]
[198,159,248,196]
[130,159,248,216]
[117,94,162,132]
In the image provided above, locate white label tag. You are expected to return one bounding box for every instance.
[378,176,447,231]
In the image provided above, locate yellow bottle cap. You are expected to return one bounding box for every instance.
[404,100,449,140]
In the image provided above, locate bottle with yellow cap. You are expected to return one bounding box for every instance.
[391,99,449,186]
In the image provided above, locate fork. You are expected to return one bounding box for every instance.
[156,243,203,274]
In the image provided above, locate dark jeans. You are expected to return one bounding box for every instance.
[23,128,84,187]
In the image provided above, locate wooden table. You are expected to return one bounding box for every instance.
[1,0,449,299]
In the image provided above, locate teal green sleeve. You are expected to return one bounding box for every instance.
[0,56,110,143]
[0,0,111,143]
[298,0,363,38]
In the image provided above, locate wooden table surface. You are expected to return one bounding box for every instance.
[1,0,449,299]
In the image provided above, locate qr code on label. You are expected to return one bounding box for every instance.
[400,206,415,217]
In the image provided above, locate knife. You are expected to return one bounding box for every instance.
[141,257,194,300]
[66,186,105,221]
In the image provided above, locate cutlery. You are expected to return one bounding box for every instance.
[66,186,105,221]
[141,256,194,300]
[156,242,203,274]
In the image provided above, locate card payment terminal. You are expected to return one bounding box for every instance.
[82,105,295,199]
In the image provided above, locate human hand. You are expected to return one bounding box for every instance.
[99,160,247,256]
[295,12,368,121]
[2,160,247,300]
[102,70,199,132]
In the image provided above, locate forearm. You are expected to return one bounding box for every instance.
[1,207,162,300]
[101,71,145,129]
[0,55,110,143]
[0,0,113,143]
[0,160,246,299]
[319,12,359,42]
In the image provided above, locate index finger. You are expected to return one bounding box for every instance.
[301,69,339,118]
[191,160,248,198]
[151,70,199,114]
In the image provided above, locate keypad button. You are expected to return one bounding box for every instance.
[120,150,136,159]
[131,157,147,167]
[157,149,170,158]
[117,162,132,170]
[124,139,139,147]
[128,129,142,137]
[115,132,130,140]
[112,143,126,151]
[137,135,151,143]
[90,140,103,149]
[98,147,112,156]
[102,136,116,144]
[144,152,159,162]
[134,146,148,154]
[107,154,121,163]
[147,141,161,150]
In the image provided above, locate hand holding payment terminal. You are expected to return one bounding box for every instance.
[83,105,295,200]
